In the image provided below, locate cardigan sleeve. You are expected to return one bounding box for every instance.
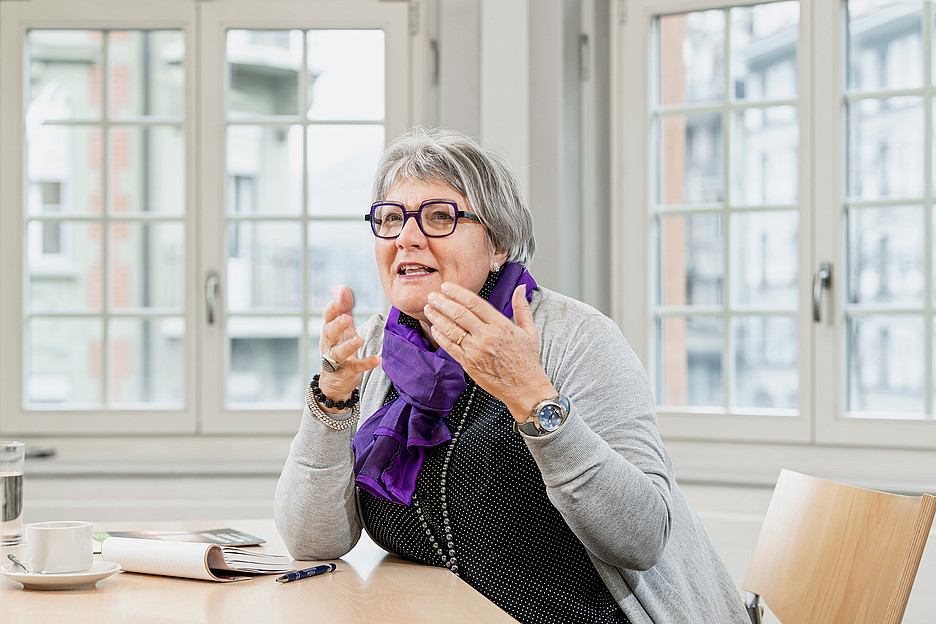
[523,296,674,571]
[273,406,362,560]
[273,314,386,561]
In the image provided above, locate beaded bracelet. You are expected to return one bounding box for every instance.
[306,381,360,431]
[310,374,360,410]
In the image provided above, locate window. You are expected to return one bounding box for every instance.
[0,0,411,434]
[619,0,936,449]
[220,28,386,409]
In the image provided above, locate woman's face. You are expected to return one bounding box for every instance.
[376,178,507,324]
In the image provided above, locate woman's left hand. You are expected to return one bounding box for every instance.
[424,282,557,422]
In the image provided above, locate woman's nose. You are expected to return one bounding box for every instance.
[395,213,426,247]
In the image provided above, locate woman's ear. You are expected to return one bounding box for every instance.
[492,249,509,271]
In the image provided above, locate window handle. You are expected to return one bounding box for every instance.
[812,263,832,323]
[205,271,220,325]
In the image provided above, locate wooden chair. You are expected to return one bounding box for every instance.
[742,469,935,624]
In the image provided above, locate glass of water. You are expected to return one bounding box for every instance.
[1,441,25,545]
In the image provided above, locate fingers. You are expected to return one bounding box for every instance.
[328,334,363,364]
[511,284,535,335]
[423,302,471,348]
[321,311,352,352]
[428,324,462,359]
[424,283,499,336]
[323,286,355,323]
[438,282,504,324]
[321,285,359,350]
[334,286,355,315]
[333,353,382,375]
[318,330,380,391]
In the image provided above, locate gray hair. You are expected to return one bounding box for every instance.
[371,126,535,266]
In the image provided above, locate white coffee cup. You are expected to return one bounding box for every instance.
[26,521,93,574]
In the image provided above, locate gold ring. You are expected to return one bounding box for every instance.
[455,330,469,346]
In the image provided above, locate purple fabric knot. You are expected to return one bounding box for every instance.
[351,263,537,505]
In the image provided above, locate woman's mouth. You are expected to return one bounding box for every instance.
[398,264,437,276]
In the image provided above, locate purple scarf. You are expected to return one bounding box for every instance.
[351,262,537,505]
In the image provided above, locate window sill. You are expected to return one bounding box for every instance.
[25,458,284,478]
[18,435,292,478]
[664,438,936,496]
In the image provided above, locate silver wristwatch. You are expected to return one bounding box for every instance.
[512,394,571,437]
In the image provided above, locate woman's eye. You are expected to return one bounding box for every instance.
[426,209,454,222]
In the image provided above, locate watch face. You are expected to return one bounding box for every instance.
[538,403,564,431]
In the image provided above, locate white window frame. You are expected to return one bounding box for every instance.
[614,0,936,452]
[812,0,936,448]
[0,0,413,436]
[0,0,199,435]
[197,0,410,434]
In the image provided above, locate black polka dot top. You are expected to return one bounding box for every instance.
[358,275,630,624]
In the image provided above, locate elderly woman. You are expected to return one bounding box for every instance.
[275,127,748,624]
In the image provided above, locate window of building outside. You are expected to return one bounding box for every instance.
[626,0,936,449]
[0,1,408,434]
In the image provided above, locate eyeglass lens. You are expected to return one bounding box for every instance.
[371,202,459,238]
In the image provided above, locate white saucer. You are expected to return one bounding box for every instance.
[0,561,121,590]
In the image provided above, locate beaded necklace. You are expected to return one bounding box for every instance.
[411,383,477,576]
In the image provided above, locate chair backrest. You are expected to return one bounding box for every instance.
[742,469,935,624]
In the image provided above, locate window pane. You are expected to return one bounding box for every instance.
[732,315,797,410]
[848,0,923,91]
[730,106,798,206]
[657,113,724,206]
[308,222,383,313]
[847,97,924,200]
[28,126,102,216]
[22,29,186,416]
[28,30,102,120]
[109,31,184,118]
[227,221,302,312]
[110,126,184,215]
[730,2,799,102]
[110,222,184,310]
[657,214,724,307]
[307,125,384,216]
[26,318,102,406]
[307,30,384,121]
[27,221,102,311]
[226,30,302,117]
[848,205,924,305]
[227,317,301,405]
[227,125,302,216]
[109,318,184,406]
[657,316,723,407]
[847,315,924,414]
[222,26,390,414]
[658,11,724,106]
[730,211,798,309]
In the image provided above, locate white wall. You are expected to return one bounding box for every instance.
[436,0,612,310]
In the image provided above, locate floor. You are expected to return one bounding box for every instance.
[681,483,936,624]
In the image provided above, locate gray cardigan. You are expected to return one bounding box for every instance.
[274,287,750,624]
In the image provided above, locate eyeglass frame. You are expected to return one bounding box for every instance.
[364,199,482,239]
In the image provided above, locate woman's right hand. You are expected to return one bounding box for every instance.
[317,286,381,413]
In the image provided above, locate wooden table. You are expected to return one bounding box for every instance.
[1,519,516,623]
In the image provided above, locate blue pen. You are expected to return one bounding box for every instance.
[275,563,337,584]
